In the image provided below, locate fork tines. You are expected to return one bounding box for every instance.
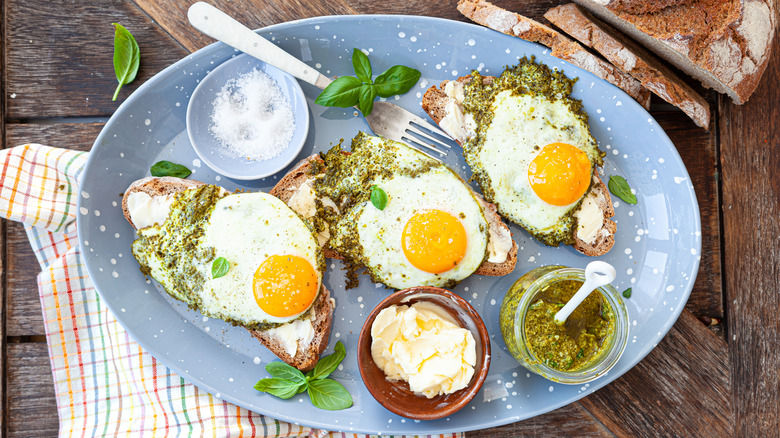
[401,119,454,159]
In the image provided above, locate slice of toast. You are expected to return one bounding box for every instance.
[270,155,519,277]
[422,77,616,256]
[457,0,652,109]
[545,3,710,129]
[123,177,334,371]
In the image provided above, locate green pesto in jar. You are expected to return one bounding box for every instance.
[524,280,615,371]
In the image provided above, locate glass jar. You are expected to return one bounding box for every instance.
[499,265,629,384]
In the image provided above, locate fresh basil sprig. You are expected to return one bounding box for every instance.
[150,161,192,178]
[211,257,230,279]
[608,175,637,204]
[111,23,140,101]
[254,341,352,410]
[314,49,421,116]
[370,185,388,211]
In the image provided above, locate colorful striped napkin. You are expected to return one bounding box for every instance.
[0,144,462,438]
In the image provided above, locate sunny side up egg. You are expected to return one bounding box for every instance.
[316,133,489,290]
[132,186,324,329]
[460,59,603,246]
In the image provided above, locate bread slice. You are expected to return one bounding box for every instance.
[122,176,205,229]
[123,177,334,371]
[456,0,652,109]
[545,3,710,129]
[421,76,616,256]
[572,0,776,104]
[250,285,335,371]
[270,155,519,277]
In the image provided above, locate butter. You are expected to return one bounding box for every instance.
[439,81,476,144]
[265,317,315,358]
[370,301,476,398]
[126,192,175,229]
[487,225,513,263]
[574,188,605,244]
[286,178,337,247]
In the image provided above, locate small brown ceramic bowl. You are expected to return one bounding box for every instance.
[357,286,491,420]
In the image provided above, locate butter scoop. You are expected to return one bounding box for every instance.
[370,301,476,398]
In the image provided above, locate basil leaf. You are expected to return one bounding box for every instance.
[211,257,229,279]
[370,185,387,210]
[608,175,637,204]
[622,287,632,298]
[150,160,191,178]
[309,341,346,380]
[307,379,353,410]
[351,48,372,84]
[112,23,140,101]
[314,76,363,108]
[266,361,306,386]
[254,377,303,399]
[358,84,377,116]
[373,65,421,98]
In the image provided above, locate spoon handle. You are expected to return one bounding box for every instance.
[188,2,333,89]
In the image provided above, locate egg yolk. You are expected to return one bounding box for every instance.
[252,255,318,317]
[528,142,592,206]
[401,209,468,274]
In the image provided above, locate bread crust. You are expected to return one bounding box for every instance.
[270,154,519,277]
[573,0,776,104]
[545,3,711,129]
[122,177,334,371]
[456,0,652,109]
[251,285,335,372]
[421,77,616,256]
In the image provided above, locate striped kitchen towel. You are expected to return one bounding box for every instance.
[0,144,463,438]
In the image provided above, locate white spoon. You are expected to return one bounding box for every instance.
[553,261,616,325]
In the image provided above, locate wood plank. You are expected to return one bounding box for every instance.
[466,402,612,437]
[718,34,780,437]
[5,0,188,119]
[5,342,58,438]
[0,220,6,435]
[134,0,359,53]
[580,310,732,436]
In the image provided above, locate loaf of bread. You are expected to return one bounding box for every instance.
[457,0,652,109]
[545,3,711,129]
[572,0,776,104]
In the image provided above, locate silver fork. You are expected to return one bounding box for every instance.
[188,2,454,157]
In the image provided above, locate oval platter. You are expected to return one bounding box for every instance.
[77,15,701,434]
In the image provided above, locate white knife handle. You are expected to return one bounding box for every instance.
[187,2,332,89]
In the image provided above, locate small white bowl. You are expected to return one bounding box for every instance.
[186,53,309,180]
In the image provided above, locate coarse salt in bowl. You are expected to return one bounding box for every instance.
[186,53,309,180]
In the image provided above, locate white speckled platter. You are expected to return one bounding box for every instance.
[77,15,701,434]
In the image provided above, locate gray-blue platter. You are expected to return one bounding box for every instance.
[77,15,701,435]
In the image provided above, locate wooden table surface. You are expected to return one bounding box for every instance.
[1,0,777,436]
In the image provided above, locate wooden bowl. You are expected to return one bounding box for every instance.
[357,286,491,420]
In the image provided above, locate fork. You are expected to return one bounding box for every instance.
[188,2,454,157]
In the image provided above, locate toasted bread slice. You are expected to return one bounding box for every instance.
[544,4,710,129]
[457,0,652,109]
[122,177,334,371]
[422,77,616,256]
[270,155,518,277]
